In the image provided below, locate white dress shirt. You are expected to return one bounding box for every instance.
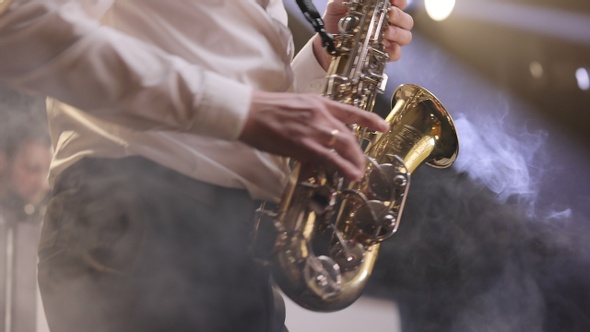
[0,0,327,202]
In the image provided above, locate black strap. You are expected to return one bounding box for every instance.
[295,0,336,55]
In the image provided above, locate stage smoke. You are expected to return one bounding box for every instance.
[452,113,571,220]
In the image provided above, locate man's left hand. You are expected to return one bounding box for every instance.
[314,0,414,70]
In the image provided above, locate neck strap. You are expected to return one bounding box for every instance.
[295,0,336,55]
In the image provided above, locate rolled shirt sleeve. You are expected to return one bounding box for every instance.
[291,37,328,94]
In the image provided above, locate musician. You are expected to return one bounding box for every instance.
[0,0,413,331]
[0,111,51,332]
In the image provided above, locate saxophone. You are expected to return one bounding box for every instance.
[253,0,459,312]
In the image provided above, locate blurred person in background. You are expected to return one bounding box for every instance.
[0,85,49,209]
[0,117,52,220]
[0,88,51,332]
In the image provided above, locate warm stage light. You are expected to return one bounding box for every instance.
[575,67,589,91]
[424,0,456,21]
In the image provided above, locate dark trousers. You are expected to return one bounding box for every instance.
[37,157,286,332]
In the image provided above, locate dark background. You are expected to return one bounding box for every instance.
[288,1,590,331]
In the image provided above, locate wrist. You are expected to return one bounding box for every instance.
[312,34,332,71]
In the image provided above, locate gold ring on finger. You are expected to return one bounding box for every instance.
[327,129,339,148]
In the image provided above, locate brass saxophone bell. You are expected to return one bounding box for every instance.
[364,84,459,174]
[382,83,459,170]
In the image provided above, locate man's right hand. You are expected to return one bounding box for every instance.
[238,90,389,181]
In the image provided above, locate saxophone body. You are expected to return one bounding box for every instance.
[253,0,459,312]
